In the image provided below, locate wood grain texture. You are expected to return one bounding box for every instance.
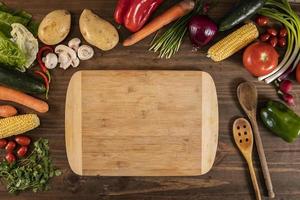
[65,71,218,176]
[0,0,300,200]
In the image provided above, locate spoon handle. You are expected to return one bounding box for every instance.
[247,159,262,200]
[250,116,275,198]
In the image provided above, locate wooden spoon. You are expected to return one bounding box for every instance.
[233,118,261,200]
[237,82,275,198]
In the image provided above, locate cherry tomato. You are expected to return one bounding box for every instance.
[269,37,278,48]
[5,152,16,164]
[260,33,271,42]
[243,42,279,77]
[278,37,287,47]
[256,16,269,26]
[17,146,28,158]
[0,139,8,149]
[279,27,288,37]
[5,141,16,152]
[15,135,31,146]
[267,28,278,37]
[296,63,300,84]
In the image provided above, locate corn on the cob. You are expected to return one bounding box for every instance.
[208,22,259,62]
[0,114,40,139]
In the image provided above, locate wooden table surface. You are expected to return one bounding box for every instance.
[1,0,300,200]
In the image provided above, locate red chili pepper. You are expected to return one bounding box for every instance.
[35,70,49,99]
[114,0,163,32]
[37,46,53,82]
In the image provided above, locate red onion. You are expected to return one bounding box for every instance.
[282,93,295,106]
[188,15,218,48]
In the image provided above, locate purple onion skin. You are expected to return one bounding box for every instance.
[188,15,218,48]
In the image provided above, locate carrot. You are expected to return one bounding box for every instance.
[123,0,195,47]
[0,105,18,118]
[0,86,49,113]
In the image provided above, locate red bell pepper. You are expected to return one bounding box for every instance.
[114,0,163,32]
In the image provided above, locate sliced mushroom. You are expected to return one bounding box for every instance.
[68,38,81,52]
[43,53,58,69]
[77,45,94,61]
[55,45,78,70]
[71,57,80,68]
[58,52,72,70]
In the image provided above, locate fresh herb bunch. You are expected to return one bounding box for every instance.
[149,0,205,59]
[0,139,61,194]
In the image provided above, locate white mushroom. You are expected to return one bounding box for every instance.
[77,45,94,60]
[43,53,58,69]
[68,38,81,52]
[55,45,78,70]
[58,52,72,70]
[71,57,80,68]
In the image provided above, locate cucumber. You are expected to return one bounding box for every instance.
[219,0,265,32]
[0,67,46,94]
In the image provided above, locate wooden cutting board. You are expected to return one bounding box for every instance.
[65,70,218,176]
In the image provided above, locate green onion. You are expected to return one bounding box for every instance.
[258,0,300,83]
[149,0,204,59]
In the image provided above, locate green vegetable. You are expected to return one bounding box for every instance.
[0,67,46,94]
[11,23,39,69]
[0,2,37,37]
[149,0,204,59]
[258,0,300,83]
[261,100,300,143]
[0,139,61,194]
[219,0,265,32]
[0,32,26,71]
[0,11,30,38]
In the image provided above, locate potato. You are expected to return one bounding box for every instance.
[38,10,71,45]
[79,9,119,51]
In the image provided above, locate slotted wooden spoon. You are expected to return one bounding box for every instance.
[233,118,261,200]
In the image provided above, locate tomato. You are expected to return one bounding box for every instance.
[256,16,269,26]
[269,37,278,48]
[5,152,16,164]
[15,135,31,146]
[279,27,287,37]
[17,146,28,158]
[260,33,271,42]
[296,63,300,84]
[5,141,16,152]
[278,37,286,47]
[243,42,279,77]
[267,28,278,37]
[0,139,8,149]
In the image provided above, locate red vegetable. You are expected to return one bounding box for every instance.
[114,0,163,32]
[296,63,300,84]
[243,42,279,77]
[279,27,287,38]
[267,28,277,36]
[5,141,16,152]
[269,36,278,48]
[281,93,295,106]
[17,146,28,158]
[35,70,49,98]
[279,80,293,94]
[37,46,53,82]
[5,152,16,164]
[256,15,269,26]
[15,135,31,146]
[188,15,218,48]
[0,139,8,149]
[260,33,270,42]
[278,37,286,47]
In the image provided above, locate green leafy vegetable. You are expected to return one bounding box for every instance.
[0,31,26,71]
[0,139,61,194]
[0,11,30,38]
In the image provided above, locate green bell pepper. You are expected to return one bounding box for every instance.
[260,100,300,143]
